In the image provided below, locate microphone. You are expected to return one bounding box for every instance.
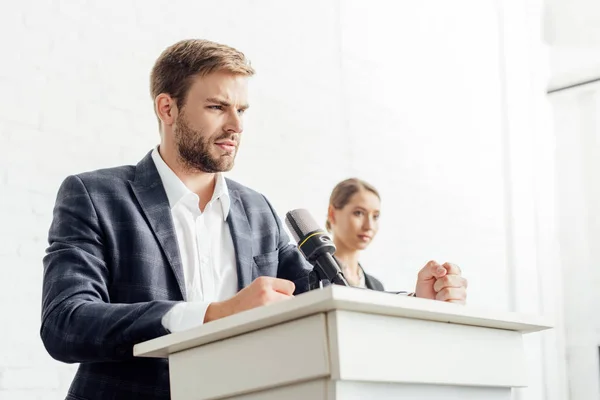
[284,209,349,287]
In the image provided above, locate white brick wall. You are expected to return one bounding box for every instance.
[0,0,562,399]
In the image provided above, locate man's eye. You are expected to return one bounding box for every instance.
[237,109,246,115]
[353,211,363,217]
[208,105,223,110]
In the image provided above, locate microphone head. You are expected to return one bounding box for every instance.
[285,208,343,285]
[284,208,323,243]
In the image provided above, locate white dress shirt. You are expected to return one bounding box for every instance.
[151,147,238,333]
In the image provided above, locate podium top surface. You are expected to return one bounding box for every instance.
[134,285,552,358]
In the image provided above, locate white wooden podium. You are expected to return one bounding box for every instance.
[134,286,552,400]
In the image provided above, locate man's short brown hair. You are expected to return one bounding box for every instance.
[150,39,255,110]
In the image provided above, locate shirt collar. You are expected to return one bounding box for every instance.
[151,146,231,220]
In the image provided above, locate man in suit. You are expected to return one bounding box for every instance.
[41,39,468,400]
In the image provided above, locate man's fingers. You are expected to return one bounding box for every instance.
[259,276,295,296]
[442,262,461,276]
[433,275,468,293]
[435,287,467,302]
[417,260,447,281]
[270,291,294,302]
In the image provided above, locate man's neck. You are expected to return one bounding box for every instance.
[158,143,216,211]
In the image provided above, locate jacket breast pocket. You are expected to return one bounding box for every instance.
[252,249,279,278]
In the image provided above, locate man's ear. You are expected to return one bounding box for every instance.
[155,94,178,127]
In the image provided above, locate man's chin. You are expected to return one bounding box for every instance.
[184,153,236,173]
[219,163,235,172]
[215,158,236,173]
[218,153,236,168]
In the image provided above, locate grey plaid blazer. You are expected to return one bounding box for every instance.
[41,151,312,400]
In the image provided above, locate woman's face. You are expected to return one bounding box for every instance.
[329,190,381,251]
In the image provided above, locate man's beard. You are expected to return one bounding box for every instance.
[174,113,239,173]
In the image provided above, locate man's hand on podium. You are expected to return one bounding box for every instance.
[204,277,295,323]
[414,261,468,304]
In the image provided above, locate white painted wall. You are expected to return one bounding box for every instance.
[0,0,560,399]
[549,83,600,400]
[544,0,600,47]
[545,0,600,396]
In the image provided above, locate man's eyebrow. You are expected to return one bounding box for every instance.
[206,97,249,110]
[205,97,230,106]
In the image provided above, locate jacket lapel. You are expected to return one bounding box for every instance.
[226,186,254,290]
[129,151,187,300]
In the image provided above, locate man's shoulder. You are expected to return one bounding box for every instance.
[52,161,143,211]
[73,164,137,192]
[55,152,150,202]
